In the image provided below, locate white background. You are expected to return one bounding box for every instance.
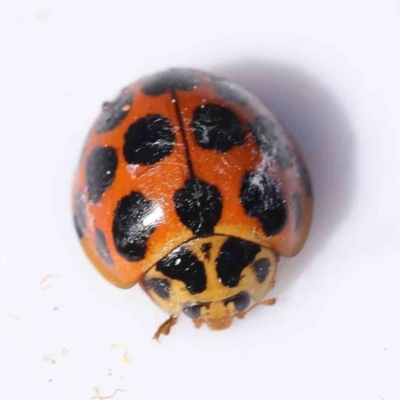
[1,1,399,399]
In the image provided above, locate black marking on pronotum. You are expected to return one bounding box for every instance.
[173,179,222,236]
[95,229,114,265]
[253,258,270,283]
[143,278,170,300]
[183,304,201,319]
[224,291,251,312]
[156,246,207,295]
[183,301,212,319]
[112,192,157,262]
[216,237,260,287]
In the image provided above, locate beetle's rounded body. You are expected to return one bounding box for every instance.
[73,68,313,336]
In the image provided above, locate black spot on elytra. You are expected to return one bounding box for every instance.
[249,116,293,168]
[156,247,206,294]
[216,237,260,287]
[174,179,222,236]
[142,69,198,96]
[144,279,170,300]
[224,291,251,312]
[240,171,287,237]
[73,190,86,238]
[211,76,253,106]
[86,146,118,204]
[183,304,201,319]
[191,104,245,152]
[123,114,174,166]
[95,229,114,265]
[296,161,312,196]
[201,243,212,261]
[112,192,156,262]
[96,92,133,133]
[253,258,270,283]
[292,192,302,231]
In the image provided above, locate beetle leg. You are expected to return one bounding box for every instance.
[153,314,178,340]
[192,318,203,329]
[237,298,276,319]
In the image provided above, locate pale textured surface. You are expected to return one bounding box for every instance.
[0,1,399,399]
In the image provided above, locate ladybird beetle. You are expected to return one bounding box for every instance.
[72,68,313,339]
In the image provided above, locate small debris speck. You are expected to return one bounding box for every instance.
[35,10,49,20]
[126,164,139,176]
[44,354,56,364]
[111,343,129,364]
[91,387,126,400]
[39,274,61,287]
